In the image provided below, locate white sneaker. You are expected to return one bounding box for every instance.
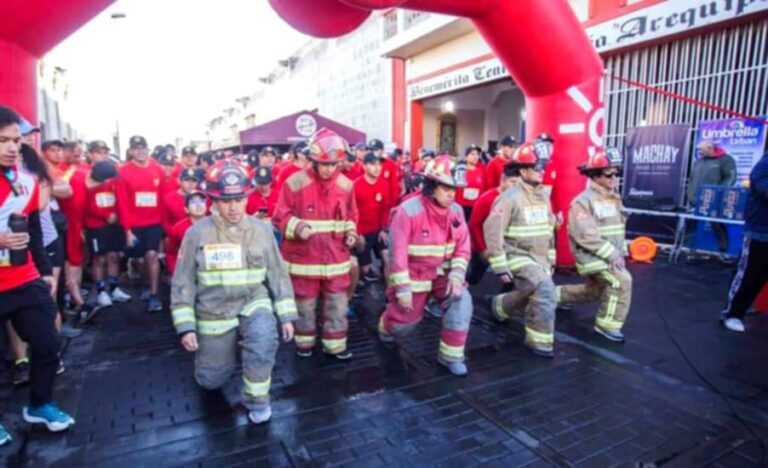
[97,291,113,308]
[111,287,132,303]
[248,406,272,424]
[723,318,745,332]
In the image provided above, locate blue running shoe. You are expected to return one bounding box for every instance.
[23,403,75,432]
[0,424,11,445]
[347,305,356,318]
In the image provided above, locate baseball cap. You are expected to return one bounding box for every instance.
[19,117,40,136]
[363,151,381,165]
[354,141,368,151]
[185,190,207,206]
[254,166,272,185]
[88,140,110,152]
[260,146,277,156]
[179,168,203,182]
[368,139,384,151]
[90,161,118,183]
[500,135,517,147]
[159,151,175,166]
[182,146,197,156]
[129,135,148,148]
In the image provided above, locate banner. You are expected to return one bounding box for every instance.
[623,124,689,207]
[696,118,767,181]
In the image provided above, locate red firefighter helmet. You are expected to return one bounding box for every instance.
[307,128,350,163]
[504,142,550,170]
[205,159,253,200]
[423,155,467,188]
[579,147,623,175]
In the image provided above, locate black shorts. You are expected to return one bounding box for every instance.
[86,224,126,256]
[45,237,65,268]
[356,231,387,268]
[127,224,163,258]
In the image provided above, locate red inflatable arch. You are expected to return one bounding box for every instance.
[270,0,606,265]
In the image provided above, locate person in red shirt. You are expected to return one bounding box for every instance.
[353,152,391,282]
[170,146,199,181]
[258,146,281,183]
[341,152,364,181]
[157,150,180,196]
[486,135,517,189]
[165,190,207,275]
[456,144,487,221]
[368,139,401,211]
[466,170,517,285]
[62,141,89,174]
[115,135,166,313]
[274,142,309,192]
[0,106,75,438]
[247,166,279,219]
[162,168,203,235]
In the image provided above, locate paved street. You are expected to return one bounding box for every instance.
[1,259,767,467]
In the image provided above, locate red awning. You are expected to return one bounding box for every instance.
[239,110,366,146]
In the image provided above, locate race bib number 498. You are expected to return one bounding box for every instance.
[204,244,243,270]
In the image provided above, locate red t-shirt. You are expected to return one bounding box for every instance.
[354,175,391,235]
[84,180,118,230]
[0,169,42,291]
[166,217,194,275]
[468,187,501,253]
[161,190,187,234]
[115,160,166,230]
[380,158,401,209]
[342,161,364,182]
[456,164,487,208]
[485,156,510,189]
[246,188,279,218]
[59,170,88,266]
[274,163,302,193]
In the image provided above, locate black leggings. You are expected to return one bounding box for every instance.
[725,237,768,319]
[0,280,61,407]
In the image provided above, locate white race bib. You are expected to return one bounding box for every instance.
[463,188,479,200]
[0,250,9,268]
[594,201,618,219]
[523,206,548,224]
[95,192,116,208]
[204,244,243,271]
[135,192,157,208]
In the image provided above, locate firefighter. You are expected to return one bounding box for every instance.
[556,148,631,342]
[170,159,297,424]
[273,128,359,360]
[483,142,557,358]
[378,156,473,376]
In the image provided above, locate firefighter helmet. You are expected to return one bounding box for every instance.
[423,156,467,188]
[205,159,253,200]
[579,147,623,175]
[505,142,551,171]
[307,128,350,163]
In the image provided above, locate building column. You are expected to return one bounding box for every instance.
[0,40,38,123]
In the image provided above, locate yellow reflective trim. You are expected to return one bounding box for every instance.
[411,280,433,293]
[525,327,554,345]
[505,224,553,239]
[242,298,272,316]
[408,243,456,257]
[322,337,347,352]
[555,286,562,304]
[596,242,616,260]
[197,318,239,336]
[507,256,538,272]
[450,258,469,270]
[547,249,557,263]
[489,254,507,269]
[274,298,297,317]
[389,271,411,286]
[172,307,195,327]
[439,341,465,359]
[598,224,625,236]
[304,219,354,234]
[295,334,316,345]
[378,315,387,334]
[576,260,608,275]
[286,217,300,240]
[243,376,271,398]
[285,260,351,278]
[197,268,266,287]
[599,271,621,289]
[493,296,508,320]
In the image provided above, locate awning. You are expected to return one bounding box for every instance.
[239,110,366,146]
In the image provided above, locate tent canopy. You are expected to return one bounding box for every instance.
[239,110,366,147]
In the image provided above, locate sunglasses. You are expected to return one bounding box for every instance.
[601,172,620,178]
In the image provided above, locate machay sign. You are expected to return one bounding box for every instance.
[408,0,768,100]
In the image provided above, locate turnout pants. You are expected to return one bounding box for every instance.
[0,280,61,407]
[292,276,349,354]
[725,237,768,320]
[379,275,473,363]
[490,264,556,349]
[195,312,278,411]
[557,267,633,333]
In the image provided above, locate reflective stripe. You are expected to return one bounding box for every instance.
[411,280,432,293]
[576,260,608,275]
[378,315,387,335]
[243,376,271,398]
[295,334,316,348]
[274,298,298,318]
[489,254,507,270]
[448,269,465,284]
[450,257,469,271]
[286,217,300,239]
[547,249,557,263]
[241,297,272,316]
[596,242,616,260]
[408,243,456,257]
[286,260,351,278]
[508,256,538,272]
[525,327,554,345]
[172,307,195,327]
[505,224,553,239]
[439,340,465,360]
[198,268,266,287]
[303,219,355,234]
[197,318,239,335]
[322,336,347,352]
[555,286,562,304]
[493,295,508,320]
[389,271,411,286]
[598,224,625,236]
[599,271,621,289]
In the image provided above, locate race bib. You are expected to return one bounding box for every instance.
[204,244,243,271]
[523,205,549,224]
[463,188,479,200]
[594,201,618,219]
[0,250,9,268]
[95,192,116,208]
[135,192,157,207]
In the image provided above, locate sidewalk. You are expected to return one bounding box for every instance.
[0,259,766,467]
